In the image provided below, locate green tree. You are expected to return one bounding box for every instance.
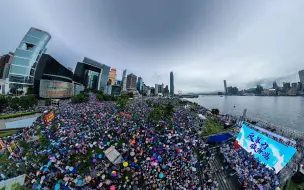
[39,134,50,147]
[164,103,174,117]
[117,96,128,110]
[11,182,23,190]
[26,86,33,95]
[45,99,51,106]
[18,140,30,152]
[9,97,20,110]
[148,107,163,122]
[19,96,30,109]
[0,95,8,112]
[211,108,220,115]
[27,95,37,106]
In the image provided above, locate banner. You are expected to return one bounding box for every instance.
[120,112,132,119]
[0,140,6,149]
[236,124,297,173]
[44,110,55,123]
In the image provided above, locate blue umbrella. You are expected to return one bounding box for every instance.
[69,167,74,171]
[98,154,102,159]
[55,184,60,190]
[78,179,83,185]
[159,173,164,179]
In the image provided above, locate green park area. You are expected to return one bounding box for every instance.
[202,120,225,137]
[0,130,18,138]
[0,111,41,120]
[288,179,304,190]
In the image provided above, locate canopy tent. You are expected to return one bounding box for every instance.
[207,132,233,144]
[198,114,207,120]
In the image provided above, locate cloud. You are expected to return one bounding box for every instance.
[0,0,304,93]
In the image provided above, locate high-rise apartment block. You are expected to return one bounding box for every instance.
[137,77,143,92]
[109,68,117,85]
[299,70,304,88]
[224,80,227,95]
[121,70,127,91]
[170,71,174,96]
[126,73,137,90]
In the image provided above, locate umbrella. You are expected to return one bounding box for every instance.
[111,171,117,177]
[55,183,60,190]
[78,179,83,185]
[98,154,102,159]
[110,185,116,190]
[130,152,135,156]
[69,167,74,171]
[159,173,165,179]
[123,162,128,167]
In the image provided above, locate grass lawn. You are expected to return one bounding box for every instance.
[0,111,40,120]
[288,179,304,190]
[203,120,225,137]
[0,130,18,138]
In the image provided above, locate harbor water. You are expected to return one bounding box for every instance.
[185,95,304,132]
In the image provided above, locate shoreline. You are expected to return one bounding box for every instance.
[182,98,304,140]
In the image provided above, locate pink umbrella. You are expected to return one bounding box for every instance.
[110,185,116,190]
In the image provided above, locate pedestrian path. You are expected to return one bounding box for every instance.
[210,155,235,190]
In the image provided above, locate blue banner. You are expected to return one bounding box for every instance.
[236,124,296,173]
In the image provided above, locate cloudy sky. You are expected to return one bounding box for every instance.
[1,0,304,93]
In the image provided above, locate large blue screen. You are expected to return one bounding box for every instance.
[236,124,296,173]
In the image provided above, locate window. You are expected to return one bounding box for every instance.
[10,65,30,75]
[15,49,38,60]
[23,35,41,45]
[12,57,35,67]
[9,75,25,83]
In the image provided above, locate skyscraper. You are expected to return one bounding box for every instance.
[109,68,117,85]
[83,57,110,91]
[223,80,227,95]
[137,77,143,93]
[121,70,127,91]
[299,70,304,87]
[8,27,51,94]
[155,84,159,95]
[272,81,278,90]
[126,73,137,90]
[170,71,174,96]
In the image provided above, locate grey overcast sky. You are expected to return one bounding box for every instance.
[1,0,304,93]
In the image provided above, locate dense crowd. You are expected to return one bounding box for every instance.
[0,94,203,189]
[221,143,280,190]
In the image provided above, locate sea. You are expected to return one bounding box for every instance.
[184,95,304,132]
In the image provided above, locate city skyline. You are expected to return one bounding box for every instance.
[1,1,304,92]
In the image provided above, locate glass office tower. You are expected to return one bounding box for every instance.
[8,27,51,93]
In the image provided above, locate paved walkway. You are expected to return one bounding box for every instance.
[210,154,240,190]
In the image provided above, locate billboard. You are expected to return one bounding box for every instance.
[44,110,55,123]
[39,79,73,98]
[236,124,296,173]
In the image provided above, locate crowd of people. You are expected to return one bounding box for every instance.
[220,143,280,190]
[0,94,204,189]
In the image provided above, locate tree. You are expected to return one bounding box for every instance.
[164,103,174,117]
[19,96,30,109]
[117,96,128,110]
[9,97,20,110]
[45,99,51,106]
[18,140,30,152]
[0,95,8,112]
[11,182,23,190]
[211,108,220,115]
[39,134,50,147]
[26,86,33,95]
